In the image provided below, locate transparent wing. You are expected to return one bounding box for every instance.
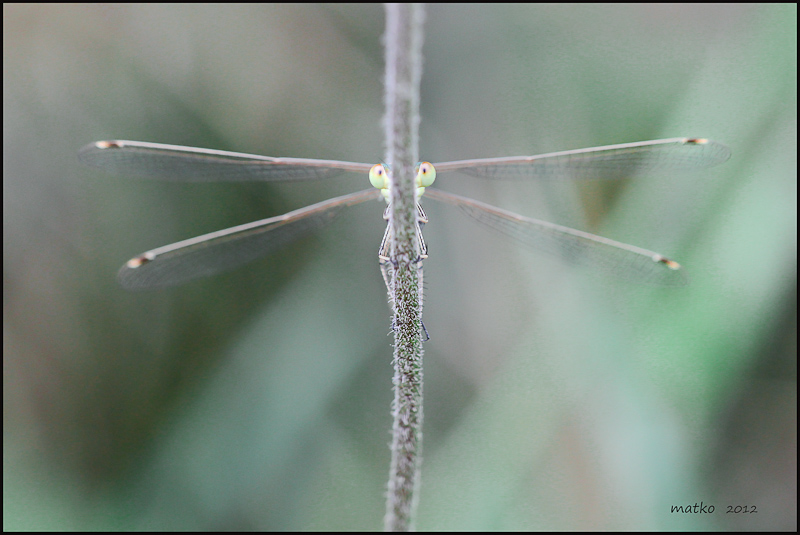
[118,189,382,290]
[434,138,730,180]
[424,189,686,286]
[79,140,374,182]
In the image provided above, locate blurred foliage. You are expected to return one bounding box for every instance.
[4,4,795,531]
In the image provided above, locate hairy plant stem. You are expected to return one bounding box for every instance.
[382,3,426,532]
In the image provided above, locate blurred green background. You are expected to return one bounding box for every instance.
[4,4,795,530]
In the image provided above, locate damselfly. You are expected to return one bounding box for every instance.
[79,138,730,290]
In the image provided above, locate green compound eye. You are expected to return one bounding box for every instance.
[369,164,389,190]
[416,162,436,188]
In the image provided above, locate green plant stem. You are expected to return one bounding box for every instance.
[382,3,426,532]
